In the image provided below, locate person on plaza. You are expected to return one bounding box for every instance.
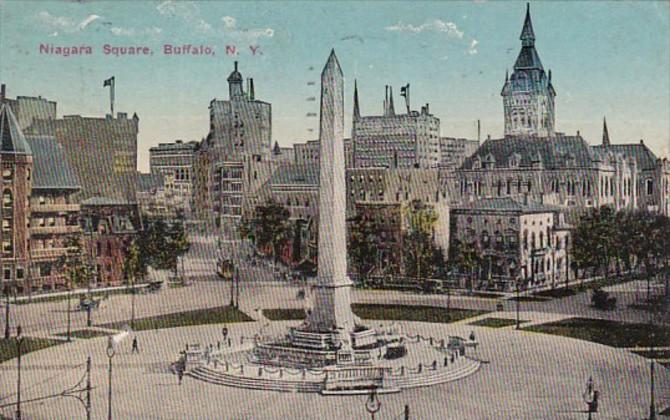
[469,330,476,341]
[132,336,139,354]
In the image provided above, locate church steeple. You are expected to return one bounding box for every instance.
[353,79,360,120]
[602,117,610,147]
[520,3,535,47]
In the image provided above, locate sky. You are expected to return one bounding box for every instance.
[0,0,668,171]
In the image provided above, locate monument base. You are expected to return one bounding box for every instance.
[251,326,397,368]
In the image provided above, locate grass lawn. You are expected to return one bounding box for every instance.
[351,304,487,324]
[525,317,670,348]
[54,329,113,339]
[14,287,142,305]
[98,306,253,331]
[263,308,306,321]
[469,317,527,328]
[0,337,63,363]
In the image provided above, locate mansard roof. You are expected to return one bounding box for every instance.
[461,135,595,170]
[592,143,658,171]
[269,163,319,186]
[25,135,80,190]
[0,103,32,155]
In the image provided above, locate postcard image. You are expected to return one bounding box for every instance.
[0,1,669,419]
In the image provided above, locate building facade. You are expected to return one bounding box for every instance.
[353,84,440,169]
[439,137,479,170]
[501,4,556,138]
[193,62,274,232]
[149,139,198,216]
[451,197,570,292]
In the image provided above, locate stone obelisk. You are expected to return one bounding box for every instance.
[306,50,355,334]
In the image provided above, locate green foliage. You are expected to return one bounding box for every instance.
[348,213,384,280]
[448,239,483,288]
[57,235,91,289]
[572,207,670,280]
[402,200,445,279]
[137,216,191,274]
[246,200,292,262]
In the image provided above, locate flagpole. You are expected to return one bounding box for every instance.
[110,78,115,117]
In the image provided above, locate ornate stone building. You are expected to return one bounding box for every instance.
[193,62,274,232]
[451,197,570,291]
[352,84,441,169]
[501,4,556,138]
[149,139,198,216]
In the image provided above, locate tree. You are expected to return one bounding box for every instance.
[572,206,617,280]
[448,239,482,292]
[123,241,148,328]
[247,201,292,264]
[402,200,444,280]
[348,213,383,283]
[136,216,190,282]
[57,235,90,341]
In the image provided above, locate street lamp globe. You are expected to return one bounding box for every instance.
[106,336,115,358]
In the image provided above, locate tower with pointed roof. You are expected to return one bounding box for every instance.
[501,3,556,137]
[0,101,34,292]
[227,61,245,100]
[602,117,610,147]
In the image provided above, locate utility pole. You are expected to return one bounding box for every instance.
[235,267,240,309]
[4,290,9,340]
[86,356,92,420]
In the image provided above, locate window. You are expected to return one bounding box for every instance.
[1,219,10,232]
[646,179,654,196]
[16,268,23,279]
[2,168,12,181]
[2,190,12,208]
[3,268,10,280]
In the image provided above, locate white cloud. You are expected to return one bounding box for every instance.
[468,39,479,55]
[111,26,162,37]
[157,1,214,34]
[156,1,198,19]
[220,15,274,39]
[37,11,100,33]
[385,19,464,38]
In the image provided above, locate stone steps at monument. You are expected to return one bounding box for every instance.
[389,358,481,389]
[188,366,323,393]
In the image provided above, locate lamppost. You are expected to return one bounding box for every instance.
[509,261,520,330]
[582,376,599,419]
[4,288,9,340]
[15,325,24,420]
[649,310,657,420]
[365,388,381,420]
[106,336,116,420]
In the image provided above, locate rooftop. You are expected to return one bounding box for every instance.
[25,135,80,190]
[452,197,562,214]
[0,103,32,155]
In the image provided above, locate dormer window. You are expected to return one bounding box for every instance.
[472,156,482,169]
[509,153,521,168]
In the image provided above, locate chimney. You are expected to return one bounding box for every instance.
[384,85,389,116]
[249,78,255,101]
[640,139,644,145]
[577,130,580,136]
[477,119,481,142]
[0,84,5,103]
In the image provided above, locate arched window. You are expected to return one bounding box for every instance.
[531,232,536,249]
[2,168,11,181]
[2,190,12,208]
[539,231,544,248]
[523,229,529,250]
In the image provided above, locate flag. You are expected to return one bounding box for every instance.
[400,83,409,98]
[103,76,115,87]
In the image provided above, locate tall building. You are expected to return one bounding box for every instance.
[501,4,556,138]
[353,83,440,169]
[26,112,139,203]
[149,139,198,215]
[3,85,57,132]
[0,103,33,294]
[293,138,353,167]
[194,62,274,231]
[26,135,81,292]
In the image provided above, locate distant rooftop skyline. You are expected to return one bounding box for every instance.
[1,1,668,171]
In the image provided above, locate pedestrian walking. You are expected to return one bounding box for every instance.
[132,336,139,354]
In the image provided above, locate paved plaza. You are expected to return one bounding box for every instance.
[1,317,668,419]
